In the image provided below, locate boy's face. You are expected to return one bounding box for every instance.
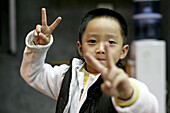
[77,17,129,74]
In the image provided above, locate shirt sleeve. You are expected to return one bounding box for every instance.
[20,30,69,100]
[112,78,159,113]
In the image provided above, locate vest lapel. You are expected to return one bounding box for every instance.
[55,66,72,113]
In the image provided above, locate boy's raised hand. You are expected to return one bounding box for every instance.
[33,8,62,45]
[84,43,133,100]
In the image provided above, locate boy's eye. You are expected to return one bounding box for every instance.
[88,40,97,43]
[108,41,116,44]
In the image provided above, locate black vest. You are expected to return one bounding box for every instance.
[55,61,118,113]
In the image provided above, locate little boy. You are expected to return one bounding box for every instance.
[20,8,158,113]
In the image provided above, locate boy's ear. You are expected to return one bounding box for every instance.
[77,41,83,56]
[120,44,129,60]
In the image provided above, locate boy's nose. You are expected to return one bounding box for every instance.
[96,43,105,54]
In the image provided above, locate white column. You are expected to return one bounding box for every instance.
[131,39,166,113]
[9,0,17,54]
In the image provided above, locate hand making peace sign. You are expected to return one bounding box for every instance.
[84,43,133,100]
[33,8,62,45]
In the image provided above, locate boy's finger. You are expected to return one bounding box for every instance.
[105,43,116,69]
[42,8,47,26]
[84,53,107,76]
[33,30,38,38]
[101,81,112,95]
[39,33,50,43]
[49,17,62,32]
[101,81,118,97]
[36,24,41,33]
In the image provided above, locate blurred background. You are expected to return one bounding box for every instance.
[0,0,169,113]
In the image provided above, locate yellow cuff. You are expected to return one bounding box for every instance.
[114,81,139,107]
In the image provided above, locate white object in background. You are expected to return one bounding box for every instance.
[130,39,166,113]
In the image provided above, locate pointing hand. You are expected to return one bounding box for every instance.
[84,43,133,100]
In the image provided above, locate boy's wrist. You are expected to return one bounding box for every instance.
[118,84,134,100]
[114,81,139,107]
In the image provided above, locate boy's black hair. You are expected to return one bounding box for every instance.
[79,8,128,45]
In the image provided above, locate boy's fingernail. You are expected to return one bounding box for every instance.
[35,32,38,36]
[42,8,46,11]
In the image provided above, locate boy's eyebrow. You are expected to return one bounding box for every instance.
[87,33,98,38]
[106,33,118,38]
[87,33,118,38]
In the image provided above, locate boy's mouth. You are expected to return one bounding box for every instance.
[97,58,106,61]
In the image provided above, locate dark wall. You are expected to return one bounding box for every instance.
[161,0,170,81]
[16,0,134,63]
[0,0,9,52]
[0,0,134,113]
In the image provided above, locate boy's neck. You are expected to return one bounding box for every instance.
[85,63,100,75]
